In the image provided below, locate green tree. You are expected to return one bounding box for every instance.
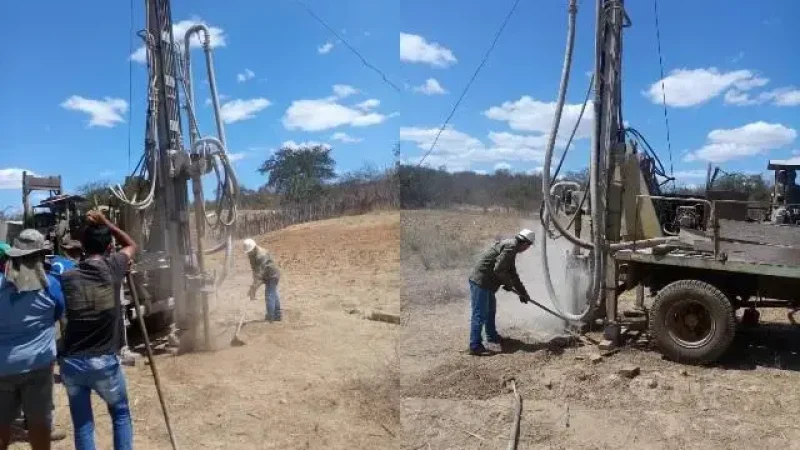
[257,145,337,203]
[76,180,113,206]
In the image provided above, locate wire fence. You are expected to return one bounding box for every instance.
[202,182,399,241]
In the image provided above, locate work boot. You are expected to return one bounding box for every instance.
[468,345,494,356]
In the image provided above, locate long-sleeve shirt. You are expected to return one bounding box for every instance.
[468,238,529,298]
[248,247,281,286]
[0,273,65,377]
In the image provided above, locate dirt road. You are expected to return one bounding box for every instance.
[401,209,800,450]
[26,211,400,450]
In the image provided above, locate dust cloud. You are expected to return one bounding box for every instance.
[493,220,592,341]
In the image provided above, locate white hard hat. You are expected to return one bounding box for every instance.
[517,229,535,244]
[242,238,257,254]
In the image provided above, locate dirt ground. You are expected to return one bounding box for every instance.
[400,209,800,450]
[23,211,400,450]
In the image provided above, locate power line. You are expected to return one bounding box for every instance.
[293,0,403,93]
[417,0,521,167]
[653,0,674,185]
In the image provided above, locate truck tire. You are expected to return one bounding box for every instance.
[650,279,736,365]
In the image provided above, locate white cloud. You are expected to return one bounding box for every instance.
[204,94,229,106]
[219,98,271,124]
[332,84,359,99]
[355,99,380,111]
[685,121,797,163]
[475,170,487,175]
[283,91,389,132]
[131,18,226,64]
[0,168,35,189]
[226,152,248,162]
[494,162,512,171]
[725,86,800,107]
[644,68,768,107]
[318,41,334,54]
[281,140,331,150]
[413,78,448,95]
[60,96,128,127]
[400,33,457,68]
[236,69,255,83]
[766,87,800,106]
[484,96,594,139]
[400,126,549,171]
[331,132,363,143]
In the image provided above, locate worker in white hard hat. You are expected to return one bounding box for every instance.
[466,229,535,356]
[243,238,282,322]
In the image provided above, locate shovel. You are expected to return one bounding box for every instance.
[230,306,247,346]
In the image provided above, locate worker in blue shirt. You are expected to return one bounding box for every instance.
[0,230,66,450]
[49,240,82,278]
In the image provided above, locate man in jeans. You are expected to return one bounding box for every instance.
[467,229,535,356]
[0,230,65,450]
[59,211,136,450]
[243,238,282,321]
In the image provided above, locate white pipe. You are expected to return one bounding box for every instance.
[539,0,602,321]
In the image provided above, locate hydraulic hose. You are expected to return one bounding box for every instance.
[539,0,602,321]
[540,0,594,251]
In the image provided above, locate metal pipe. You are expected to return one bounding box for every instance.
[541,0,594,251]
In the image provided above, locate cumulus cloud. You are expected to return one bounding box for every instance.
[332,84,359,99]
[400,126,549,171]
[219,98,271,123]
[484,96,594,139]
[281,140,331,150]
[400,33,457,68]
[61,96,128,127]
[413,78,448,95]
[644,68,768,107]
[131,18,226,64]
[727,87,800,107]
[355,99,380,111]
[0,168,36,189]
[331,132,363,143]
[283,86,389,132]
[236,69,255,83]
[685,121,797,163]
[318,41,334,54]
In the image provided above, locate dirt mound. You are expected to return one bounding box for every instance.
[405,361,508,400]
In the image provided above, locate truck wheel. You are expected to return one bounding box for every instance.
[650,279,736,365]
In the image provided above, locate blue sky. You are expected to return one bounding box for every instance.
[2,1,799,213]
[399,0,799,187]
[0,0,399,211]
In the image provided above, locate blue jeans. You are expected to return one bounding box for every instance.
[469,281,500,350]
[60,355,133,450]
[266,280,282,321]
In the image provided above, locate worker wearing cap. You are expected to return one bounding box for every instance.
[467,229,535,356]
[243,238,282,322]
[0,229,66,450]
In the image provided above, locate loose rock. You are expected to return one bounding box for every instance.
[618,366,641,379]
[589,354,603,364]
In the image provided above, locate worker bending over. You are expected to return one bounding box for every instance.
[467,229,535,356]
[243,238,283,322]
[0,230,65,450]
[59,211,136,450]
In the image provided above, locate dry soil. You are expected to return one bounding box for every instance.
[20,211,400,450]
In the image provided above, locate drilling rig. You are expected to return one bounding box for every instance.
[112,0,239,353]
[541,0,800,365]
